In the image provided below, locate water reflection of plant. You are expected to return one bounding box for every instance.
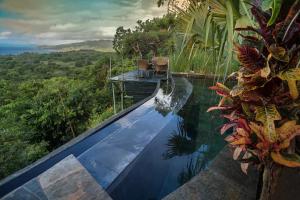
[164,119,222,184]
[178,156,209,185]
[164,121,197,159]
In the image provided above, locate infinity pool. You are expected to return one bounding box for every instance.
[0,77,227,199]
[108,78,226,200]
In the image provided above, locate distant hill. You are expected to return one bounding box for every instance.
[40,40,114,52]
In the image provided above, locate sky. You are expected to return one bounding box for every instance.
[0,0,167,46]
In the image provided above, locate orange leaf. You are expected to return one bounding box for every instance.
[237,128,248,137]
[249,122,265,141]
[231,138,248,146]
[271,152,300,167]
[276,120,300,140]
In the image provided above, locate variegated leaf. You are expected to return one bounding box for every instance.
[249,122,265,141]
[287,80,299,100]
[255,104,281,142]
[242,103,253,117]
[276,121,300,149]
[230,85,244,97]
[269,44,289,62]
[278,68,300,80]
[260,64,271,78]
[278,68,300,99]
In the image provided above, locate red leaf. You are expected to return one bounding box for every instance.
[236,45,265,72]
[207,106,231,112]
[225,135,235,143]
[209,82,231,97]
[222,111,238,121]
[236,118,251,132]
[220,123,236,135]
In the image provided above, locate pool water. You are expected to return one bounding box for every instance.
[107,78,226,200]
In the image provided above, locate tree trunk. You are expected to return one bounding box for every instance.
[259,161,281,200]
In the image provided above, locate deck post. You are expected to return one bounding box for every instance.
[121,81,124,111]
[112,82,117,114]
[167,58,170,80]
[110,58,117,114]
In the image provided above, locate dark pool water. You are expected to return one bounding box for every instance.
[107,78,226,200]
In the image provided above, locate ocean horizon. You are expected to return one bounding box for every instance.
[0,46,54,56]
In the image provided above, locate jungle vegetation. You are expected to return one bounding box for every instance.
[0,50,132,179]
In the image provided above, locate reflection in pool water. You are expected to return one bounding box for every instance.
[108,78,226,200]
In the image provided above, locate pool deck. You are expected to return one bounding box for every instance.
[163,146,259,200]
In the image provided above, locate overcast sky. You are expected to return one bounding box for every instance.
[0,0,167,45]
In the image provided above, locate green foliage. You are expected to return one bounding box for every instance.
[0,50,134,179]
[113,14,176,58]
[261,0,283,26]
[89,107,114,128]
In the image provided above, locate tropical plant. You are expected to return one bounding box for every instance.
[173,0,253,77]
[208,0,300,199]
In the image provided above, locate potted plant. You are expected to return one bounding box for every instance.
[208,1,300,199]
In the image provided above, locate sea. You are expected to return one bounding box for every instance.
[0,46,54,56]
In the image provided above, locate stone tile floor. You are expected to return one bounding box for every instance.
[163,146,259,200]
[2,155,112,200]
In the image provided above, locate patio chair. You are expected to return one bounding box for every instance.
[137,59,152,78]
[152,57,169,75]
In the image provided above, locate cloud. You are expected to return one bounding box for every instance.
[0,0,167,45]
[0,31,12,39]
[50,23,78,31]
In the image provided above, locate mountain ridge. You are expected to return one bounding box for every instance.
[40,40,114,52]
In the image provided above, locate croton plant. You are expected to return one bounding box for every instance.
[208,0,300,173]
